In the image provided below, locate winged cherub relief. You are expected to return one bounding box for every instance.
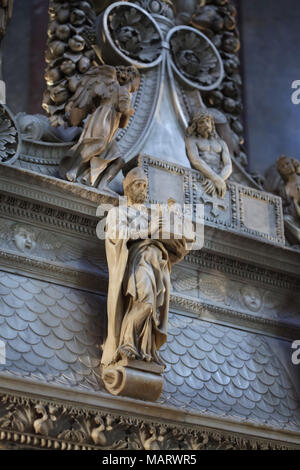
[59,64,140,195]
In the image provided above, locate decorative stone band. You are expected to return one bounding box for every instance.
[126,154,286,246]
[0,388,298,450]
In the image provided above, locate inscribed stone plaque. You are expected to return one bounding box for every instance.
[241,195,273,236]
[148,167,185,205]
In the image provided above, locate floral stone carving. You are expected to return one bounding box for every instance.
[107,3,162,63]
[0,105,20,164]
[169,27,222,88]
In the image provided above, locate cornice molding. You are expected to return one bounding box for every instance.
[170,295,300,341]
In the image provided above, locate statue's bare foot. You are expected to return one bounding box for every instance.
[142,353,152,363]
[81,173,90,185]
[119,345,139,361]
[66,169,78,182]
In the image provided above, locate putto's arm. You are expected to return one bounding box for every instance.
[118,86,135,129]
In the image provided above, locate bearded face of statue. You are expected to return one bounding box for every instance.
[197,115,214,139]
[126,180,148,205]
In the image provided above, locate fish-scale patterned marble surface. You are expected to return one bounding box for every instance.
[0,271,105,390]
[0,271,299,430]
[159,313,300,430]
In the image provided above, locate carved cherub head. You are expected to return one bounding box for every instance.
[116,66,140,93]
[123,167,148,205]
[187,110,216,139]
[240,285,262,313]
[13,224,37,253]
[277,155,300,181]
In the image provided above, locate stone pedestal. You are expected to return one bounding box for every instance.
[102,359,165,402]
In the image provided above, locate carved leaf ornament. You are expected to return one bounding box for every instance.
[0,105,20,164]
[169,27,222,89]
[108,5,162,63]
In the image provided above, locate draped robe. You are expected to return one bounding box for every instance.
[101,204,187,367]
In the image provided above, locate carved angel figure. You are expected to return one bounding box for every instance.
[185,110,232,198]
[59,64,140,194]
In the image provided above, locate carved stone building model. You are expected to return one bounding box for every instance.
[0,0,299,451]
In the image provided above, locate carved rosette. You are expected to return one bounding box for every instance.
[0,105,20,165]
[168,26,224,90]
[108,4,162,63]
[99,1,164,67]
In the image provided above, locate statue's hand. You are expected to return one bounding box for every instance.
[202,179,216,195]
[215,178,227,199]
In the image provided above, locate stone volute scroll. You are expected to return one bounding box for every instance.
[185,109,232,198]
[101,166,194,401]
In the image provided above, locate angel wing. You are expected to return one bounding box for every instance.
[0,220,14,250]
[198,275,228,304]
[67,64,118,126]
[37,230,107,270]
[171,268,199,293]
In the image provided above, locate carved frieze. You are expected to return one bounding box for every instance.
[0,393,297,450]
[170,263,300,329]
[0,217,107,273]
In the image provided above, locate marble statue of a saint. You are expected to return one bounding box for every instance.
[101,167,190,368]
[185,110,232,198]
